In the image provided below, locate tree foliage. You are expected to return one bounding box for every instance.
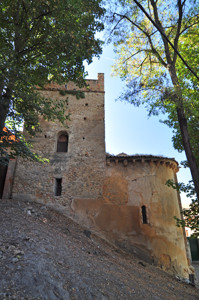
[0,0,104,163]
[107,0,199,203]
[167,179,199,237]
[181,200,199,238]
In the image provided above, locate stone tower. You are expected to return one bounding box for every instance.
[13,73,105,207]
[11,73,192,279]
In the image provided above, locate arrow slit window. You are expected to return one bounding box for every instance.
[141,205,148,224]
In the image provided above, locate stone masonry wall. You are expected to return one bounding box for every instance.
[12,74,105,211]
[12,73,191,279]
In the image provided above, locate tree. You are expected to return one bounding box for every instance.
[0,0,104,163]
[108,0,199,203]
[181,199,199,237]
[171,22,199,165]
[167,179,199,237]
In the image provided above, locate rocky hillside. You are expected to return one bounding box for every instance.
[0,199,198,300]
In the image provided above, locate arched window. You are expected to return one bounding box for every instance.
[141,205,148,224]
[57,132,68,152]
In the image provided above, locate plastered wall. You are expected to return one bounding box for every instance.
[72,155,190,278]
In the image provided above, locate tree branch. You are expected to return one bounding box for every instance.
[33,10,53,21]
[109,14,125,37]
[113,13,148,36]
[113,12,167,67]
[132,0,199,80]
[18,41,44,56]
[180,20,199,35]
[123,50,147,63]
[173,0,183,65]
[139,55,148,75]
[150,0,172,64]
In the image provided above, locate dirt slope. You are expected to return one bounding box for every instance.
[0,199,198,300]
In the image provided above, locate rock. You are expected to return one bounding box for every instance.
[8,245,16,252]
[14,249,24,256]
[138,261,146,267]
[83,230,91,238]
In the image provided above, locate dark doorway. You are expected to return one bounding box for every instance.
[0,164,8,199]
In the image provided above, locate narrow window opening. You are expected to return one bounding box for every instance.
[55,178,62,196]
[142,205,148,224]
[57,133,68,152]
[85,103,88,106]
[0,164,8,199]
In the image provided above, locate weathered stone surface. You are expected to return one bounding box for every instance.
[13,74,105,209]
[10,73,191,279]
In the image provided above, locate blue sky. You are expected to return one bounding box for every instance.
[85,43,191,207]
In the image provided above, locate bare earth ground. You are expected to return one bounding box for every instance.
[0,199,198,300]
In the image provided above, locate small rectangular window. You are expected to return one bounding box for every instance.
[142,205,148,224]
[55,178,62,196]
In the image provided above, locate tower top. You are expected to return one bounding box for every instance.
[39,73,104,93]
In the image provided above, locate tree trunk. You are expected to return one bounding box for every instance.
[0,99,10,138]
[169,66,199,203]
[0,82,12,137]
[176,106,199,203]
